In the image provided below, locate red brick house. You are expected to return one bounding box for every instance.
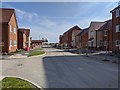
[98,19,112,51]
[111,5,120,53]
[0,8,18,53]
[60,25,82,48]
[75,28,89,49]
[18,28,27,49]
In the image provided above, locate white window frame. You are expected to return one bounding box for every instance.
[116,40,120,47]
[116,25,120,32]
[116,9,120,17]
[10,40,12,47]
[104,30,108,36]
[14,40,17,46]
[10,25,12,32]
[90,31,94,37]
[14,27,16,34]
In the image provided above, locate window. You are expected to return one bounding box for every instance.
[10,40,12,46]
[14,27,16,34]
[116,9,120,17]
[90,31,93,37]
[14,40,17,46]
[10,25,12,32]
[116,25,120,32]
[104,41,108,46]
[104,30,108,36]
[100,40,103,46]
[116,40,120,46]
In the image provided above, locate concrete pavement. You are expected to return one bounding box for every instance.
[1,46,118,88]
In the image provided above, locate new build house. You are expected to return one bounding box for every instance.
[88,22,105,50]
[111,5,120,53]
[59,25,82,48]
[75,28,89,49]
[98,19,112,51]
[18,28,27,49]
[0,8,18,53]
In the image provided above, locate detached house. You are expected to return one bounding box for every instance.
[0,8,18,53]
[111,4,120,53]
[88,22,105,50]
[60,25,82,48]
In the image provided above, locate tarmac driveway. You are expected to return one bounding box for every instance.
[1,46,118,88]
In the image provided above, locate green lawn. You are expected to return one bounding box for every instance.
[0,77,39,89]
[28,51,45,57]
[34,48,43,50]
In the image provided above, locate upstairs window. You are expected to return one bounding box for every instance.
[116,9,120,17]
[104,30,108,36]
[14,40,17,46]
[116,25,120,32]
[14,27,16,34]
[10,25,12,32]
[90,31,94,37]
[10,40,12,46]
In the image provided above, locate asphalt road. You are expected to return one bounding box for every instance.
[1,46,118,88]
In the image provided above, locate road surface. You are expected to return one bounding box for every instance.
[1,46,118,88]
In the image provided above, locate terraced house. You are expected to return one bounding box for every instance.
[111,4,120,53]
[0,8,18,53]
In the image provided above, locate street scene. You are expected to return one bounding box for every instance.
[0,45,118,88]
[0,1,120,89]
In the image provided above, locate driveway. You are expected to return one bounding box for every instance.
[1,46,118,88]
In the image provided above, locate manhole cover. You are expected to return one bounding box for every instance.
[102,59,110,61]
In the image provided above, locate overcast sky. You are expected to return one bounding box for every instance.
[2,2,118,42]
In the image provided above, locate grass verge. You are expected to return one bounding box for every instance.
[0,77,39,89]
[28,51,45,57]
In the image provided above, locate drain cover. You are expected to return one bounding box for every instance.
[102,59,110,61]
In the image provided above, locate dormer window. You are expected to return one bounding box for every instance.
[116,9,120,17]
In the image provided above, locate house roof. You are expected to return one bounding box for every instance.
[76,27,89,37]
[0,8,15,23]
[110,5,120,13]
[98,19,112,31]
[90,22,105,31]
[32,40,42,43]
[69,25,82,31]
[63,25,82,35]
